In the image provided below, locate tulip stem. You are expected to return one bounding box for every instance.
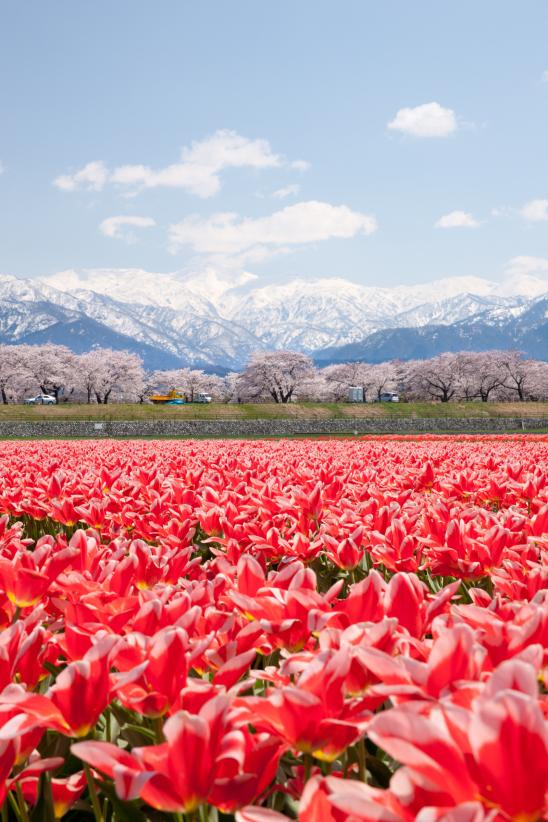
[84,764,104,822]
[356,738,367,782]
[14,784,29,822]
[153,715,165,744]
[8,793,23,822]
[44,773,55,822]
[105,708,111,743]
[303,753,313,784]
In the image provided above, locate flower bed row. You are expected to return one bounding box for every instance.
[0,437,546,821]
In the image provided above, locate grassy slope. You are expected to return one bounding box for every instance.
[0,401,546,421]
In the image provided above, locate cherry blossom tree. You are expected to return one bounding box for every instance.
[458,351,507,402]
[321,362,373,401]
[404,353,463,402]
[77,352,100,404]
[0,345,33,403]
[77,349,145,404]
[22,344,79,403]
[321,361,399,402]
[216,372,242,403]
[239,351,315,403]
[136,372,158,404]
[368,362,399,401]
[499,351,548,401]
[294,371,332,401]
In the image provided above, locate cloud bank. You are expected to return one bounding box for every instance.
[168,200,378,263]
[54,130,307,198]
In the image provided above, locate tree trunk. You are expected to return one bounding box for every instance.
[1,387,8,405]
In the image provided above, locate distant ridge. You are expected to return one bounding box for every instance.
[0,270,546,368]
[315,297,548,364]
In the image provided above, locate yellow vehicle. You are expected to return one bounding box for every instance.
[149,389,188,405]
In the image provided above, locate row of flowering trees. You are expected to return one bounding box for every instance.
[0,345,146,404]
[0,343,546,403]
[318,350,548,403]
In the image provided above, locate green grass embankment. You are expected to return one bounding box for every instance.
[0,401,546,421]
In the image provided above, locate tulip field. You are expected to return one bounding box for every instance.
[0,436,546,822]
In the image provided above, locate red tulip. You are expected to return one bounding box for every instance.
[239,650,370,761]
[299,775,408,821]
[369,690,548,820]
[0,636,121,737]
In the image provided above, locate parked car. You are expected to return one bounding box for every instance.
[379,392,400,403]
[24,394,56,405]
[195,393,212,403]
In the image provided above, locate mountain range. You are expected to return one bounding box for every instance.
[0,268,546,370]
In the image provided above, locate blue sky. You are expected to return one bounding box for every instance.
[1,0,547,288]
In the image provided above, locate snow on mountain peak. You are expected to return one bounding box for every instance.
[0,267,542,367]
[38,267,544,313]
[41,267,258,312]
[497,272,548,299]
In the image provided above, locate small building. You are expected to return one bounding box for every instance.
[348,386,364,402]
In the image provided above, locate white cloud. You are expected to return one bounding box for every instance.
[542,70,548,83]
[53,130,305,198]
[504,255,548,277]
[520,199,548,221]
[110,130,283,198]
[291,160,311,172]
[99,215,156,241]
[0,161,4,175]
[388,102,457,137]
[54,160,109,192]
[168,200,378,261]
[435,210,480,229]
[272,184,301,199]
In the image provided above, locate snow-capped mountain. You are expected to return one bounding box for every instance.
[225,277,532,350]
[0,269,546,368]
[316,296,548,364]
